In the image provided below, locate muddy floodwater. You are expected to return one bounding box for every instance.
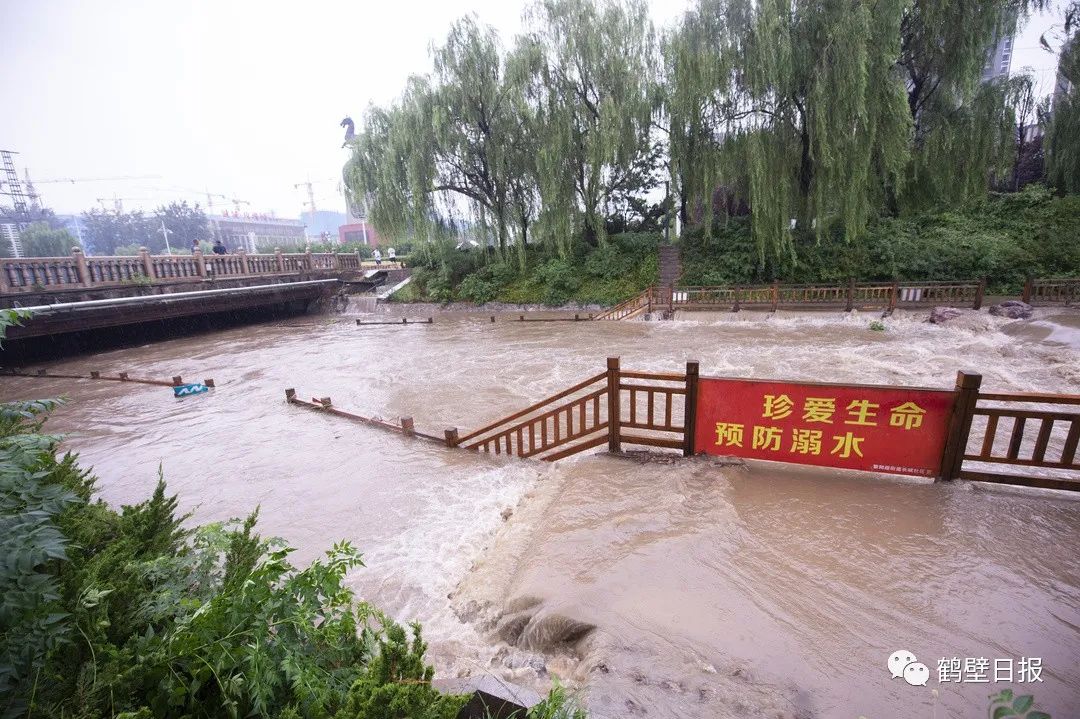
[2,306,1079,718]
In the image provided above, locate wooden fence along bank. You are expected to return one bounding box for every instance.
[288,357,1078,492]
[595,277,1079,319]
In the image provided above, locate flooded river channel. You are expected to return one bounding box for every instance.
[2,306,1079,718]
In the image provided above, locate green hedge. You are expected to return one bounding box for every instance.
[680,186,1080,294]
[396,233,660,306]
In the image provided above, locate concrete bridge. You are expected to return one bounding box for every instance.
[0,248,409,359]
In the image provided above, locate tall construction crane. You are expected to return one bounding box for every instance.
[33,174,162,184]
[94,196,157,213]
[294,178,338,231]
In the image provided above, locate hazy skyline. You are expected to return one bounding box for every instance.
[0,1,1063,220]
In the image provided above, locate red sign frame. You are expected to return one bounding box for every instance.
[693,377,956,477]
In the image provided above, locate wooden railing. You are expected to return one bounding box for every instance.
[669,280,984,312]
[1023,276,1079,305]
[0,247,384,294]
[596,280,989,319]
[446,358,698,461]
[594,289,652,320]
[954,377,1080,491]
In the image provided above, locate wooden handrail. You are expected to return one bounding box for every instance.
[465,387,608,448]
[977,392,1080,405]
[454,371,607,445]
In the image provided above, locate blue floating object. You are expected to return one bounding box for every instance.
[173,383,210,398]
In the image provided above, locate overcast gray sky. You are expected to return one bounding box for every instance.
[0,1,1062,219]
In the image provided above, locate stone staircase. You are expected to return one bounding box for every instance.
[659,244,682,287]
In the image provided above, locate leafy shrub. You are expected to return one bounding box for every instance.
[678,186,1080,293]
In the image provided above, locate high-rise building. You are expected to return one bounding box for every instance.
[0,222,22,258]
[982,20,1018,82]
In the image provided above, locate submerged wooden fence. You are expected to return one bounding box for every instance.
[445,358,695,461]
[2,367,215,388]
[0,247,402,294]
[289,358,1076,492]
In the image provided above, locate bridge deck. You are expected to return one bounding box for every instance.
[4,279,338,340]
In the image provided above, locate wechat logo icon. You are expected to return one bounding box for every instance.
[888,649,930,687]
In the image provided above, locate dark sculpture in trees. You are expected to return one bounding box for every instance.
[340,117,355,148]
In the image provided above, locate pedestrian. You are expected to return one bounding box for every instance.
[373,248,382,266]
[213,239,227,255]
[191,239,200,254]
[387,247,396,264]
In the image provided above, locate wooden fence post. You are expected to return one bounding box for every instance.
[72,247,90,287]
[285,388,296,402]
[733,285,741,313]
[171,376,183,386]
[1022,275,1033,304]
[772,281,780,312]
[444,427,459,448]
[401,417,415,436]
[304,248,313,271]
[974,277,986,310]
[194,248,206,277]
[684,360,700,457]
[888,281,899,313]
[606,357,621,453]
[845,277,855,312]
[668,285,674,313]
[239,248,250,275]
[938,371,982,481]
[275,248,285,273]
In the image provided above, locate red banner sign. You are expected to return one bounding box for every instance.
[693,378,955,477]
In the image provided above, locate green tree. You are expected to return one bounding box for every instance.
[666,0,912,261]
[521,0,657,248]
[14,222,79,257]
[346,17,535,263]
[152,201,210,254]
[80,208,154,255]
[1046,5,1080,192]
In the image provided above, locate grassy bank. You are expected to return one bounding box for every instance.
[389,233,660,306]
[680,186,1080,294]
[389,186,1078,306]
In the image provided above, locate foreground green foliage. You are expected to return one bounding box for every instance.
[397,233,659,305]
[679,186,1080,293]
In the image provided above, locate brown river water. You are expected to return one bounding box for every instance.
[2,305,1079,718]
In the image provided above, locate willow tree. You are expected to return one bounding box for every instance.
[898,0,1047,208]
[344,17,535,256]
[1046,6,1080,193]
[521,0,657,248]
[666,0,911,262]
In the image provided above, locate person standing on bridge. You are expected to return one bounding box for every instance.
[191,239,200,254]
[373,248,382,266]
[387,247,396,264]
[212,239,227,255]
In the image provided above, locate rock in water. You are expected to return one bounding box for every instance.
[989,300,1034,319]
[928,307,963,324]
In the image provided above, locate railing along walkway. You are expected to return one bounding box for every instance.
[1023,277,1079,305]
[597,280,986,319]
[1,247,394,294]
